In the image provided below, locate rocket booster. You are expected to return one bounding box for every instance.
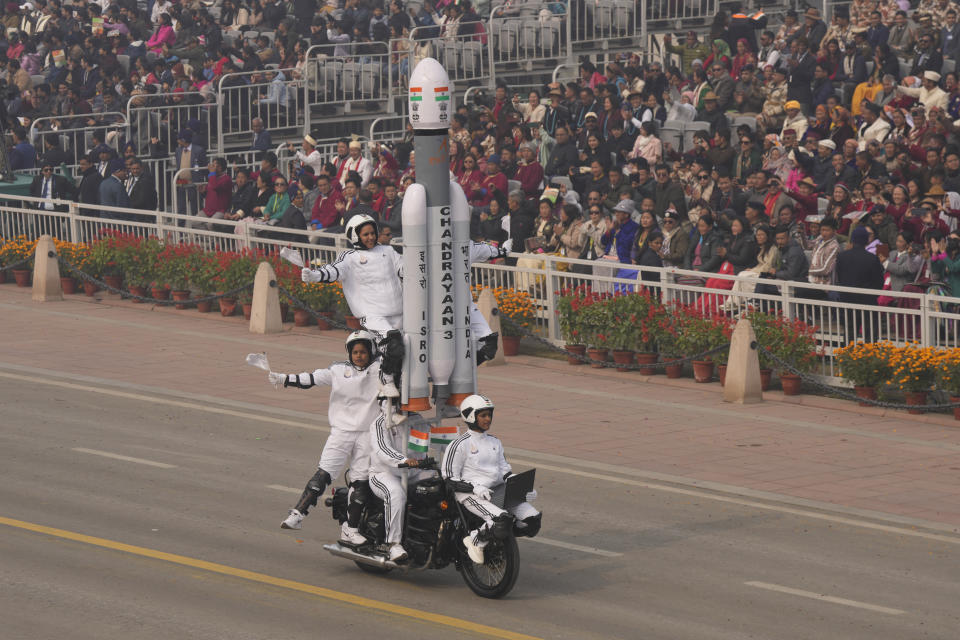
[447,181,476,407]
[400,183,430,412]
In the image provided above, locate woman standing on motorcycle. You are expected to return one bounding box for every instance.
[268,330,396,544]
[441,395,541,563]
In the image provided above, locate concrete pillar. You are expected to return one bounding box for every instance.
[249,261,283,334]
[476,288,505,366]
[723,319,763,404]
[31,235,63,302]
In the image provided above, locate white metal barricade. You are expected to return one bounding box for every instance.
[218,67,305,149]
[487,4,566,76]
[304,42,392,129]
[126,93,217,156]
[28,115,128,165]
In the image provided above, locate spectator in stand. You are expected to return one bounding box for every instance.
[9,126,35,169]
[514,142,543,199]
[339,140,372,188]
[29,161,75,212]
[684,211,724,275]
[787,38,815,110]
[757,64,789,132]
[126,159,158,219]
[99,162,129,218]
[807,216,841,289]
[695,92,728,134]
[228,168,257,220]
[837,225,886,341]
[888,10,916,61]
[193,157,233,229]
[653,163,687,220]
[306,172,342,236]
[251,118,272,152]
[664,31,711,78]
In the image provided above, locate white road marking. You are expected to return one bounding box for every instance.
[72,448,177,469]
[745,581,906,616]
[265,486,622,557]
[267,484,303,494]
[5,371,960,547]
[524,537,622,557]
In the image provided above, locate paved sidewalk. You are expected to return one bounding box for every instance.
[3,285,960,529]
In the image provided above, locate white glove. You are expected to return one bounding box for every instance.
[301,267,320,283]
[525,490,537,502]
[473,485,491,501]
[503,238,513,253]
[268,372,286,389]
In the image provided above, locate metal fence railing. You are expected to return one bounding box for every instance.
[126,93,218,155]
[304,42,393,123]
[28,115,128,166]
[6,195,960,386]
[218,68,305,149]
[639,0,718,34]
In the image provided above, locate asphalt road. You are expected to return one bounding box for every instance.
[2,375,959,640]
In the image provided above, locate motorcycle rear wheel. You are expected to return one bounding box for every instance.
[460,535,520,599]
[355,561,392,574]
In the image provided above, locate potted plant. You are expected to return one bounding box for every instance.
[577,290,610,368]
[190,252,220,312]
[835,341,896,405]
[492,286,535,356]
[743,311,781,390]
[53,239,89,294]
[674,309,726,383]
[556,285,589,364]
[935,348,960,420]
[656,304,685,378]
[0,235,37,287]
[159,244,200,309]
[87,235,122,292]
[769,316,818,395]
[121,236,162,300]
[889,343,939,414]
[633,292,665,374]
[606,293,637,371]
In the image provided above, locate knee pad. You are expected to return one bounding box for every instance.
[491,513,513,540]
[348,480,370,506]
[517,513,541,538]
[307,469,332,494]
[379,330,405,378]
[476,332,499,365]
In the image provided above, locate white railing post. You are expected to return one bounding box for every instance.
[640,0,647,63]
[68,202,80,243]
[543,254,557,340]
[921,293,932,348]
[781,282,794,321]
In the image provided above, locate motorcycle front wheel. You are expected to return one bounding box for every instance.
[460,535,520,599]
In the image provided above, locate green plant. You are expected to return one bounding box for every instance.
[935,349,960,396]
[834,341,895,387]
[673,309,727,359]
[888,343,939,392]
[0,235,37,267]
[296,281,344,311]
[118,236,162,287]
[190,251,221,294]
[556,285,590,345]
[157,244,202,291]
[745,311,818,372]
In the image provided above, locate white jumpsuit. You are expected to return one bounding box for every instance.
[367,414,431,544]
[284,359,388,483]
[440,429,539,535]
[469,242,501,339]
[304,245,404,333]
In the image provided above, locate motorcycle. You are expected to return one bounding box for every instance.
[322,457,537,599]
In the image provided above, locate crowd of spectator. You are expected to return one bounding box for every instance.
[8,0,960,305]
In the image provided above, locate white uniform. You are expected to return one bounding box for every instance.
[339,154,373,188]
[305,245,404,333]
[441,429,539,532]
[367,413,427,544]
[285,359,388,482]
[469,242,502,339]
[294,148,324,176]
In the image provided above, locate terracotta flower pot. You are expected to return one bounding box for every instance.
[502,335,521,356]
[345,315,363,330]
[780,373,803,396]
[242,303,253,320]
[151,287,171,301]
[196,299,213,313]
[565,344,587,365]
[692,360,715,383]
[104,275,123,291]
[664,360,683,378]
[129,285,148,302]
[587,348,608,368]
[636,352,658,375]
[12,269,30,287]
[718,364,728,386]
[280,302,290,322]
[904,390,928,415]
[760,368,772,391]
[293,309,311,326]
[316,311,334,330]
[952,396,960,421]
[854,385,877,407]
[60,276,78,295]
[219,296,237,317]
[611,350,634,372]
[171,290,191,309]
[83,280,99,296]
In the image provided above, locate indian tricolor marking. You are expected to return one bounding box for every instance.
[410,86,423,102]
[430,425,458,445]
[408,428,430,453]
[434,86,450,102]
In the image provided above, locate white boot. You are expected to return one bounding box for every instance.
[462,533,487,564]
[281,509,304,530]
[339,522,366,545]
[388,543,408,562]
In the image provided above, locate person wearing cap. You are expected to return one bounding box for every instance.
[779,99,808,141]
[339,140,372,189]
[822,6,853,52]
[601,199,639,267]
[795,8,826,52]
[813,139,837,182]
[659,208,690,268]
[695,91,727,133]
[515,142,544,199]
[288,135,323,177]
[99,161,129,219]
[757,64,788,132]
[898,70,948,116]
[542,87,570,137]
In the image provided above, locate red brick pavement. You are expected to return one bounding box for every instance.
[3,285,960,529]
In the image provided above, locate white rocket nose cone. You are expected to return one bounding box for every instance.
[408,57,452,130]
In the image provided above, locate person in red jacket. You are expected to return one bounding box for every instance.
[469,154,508,209]
[309,173,343,231]
[514,142,544,198]
[194,158,233,229]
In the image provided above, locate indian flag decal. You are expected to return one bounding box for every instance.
[434,86,450,102]
[409,428,429,452]
[410,87,422,102]
[431,425,458,445]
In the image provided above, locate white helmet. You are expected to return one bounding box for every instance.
[345,213,378,249]
[345,329,378,361]
[459,394,495,427]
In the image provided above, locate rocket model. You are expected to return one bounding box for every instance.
[401,58,476,411]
